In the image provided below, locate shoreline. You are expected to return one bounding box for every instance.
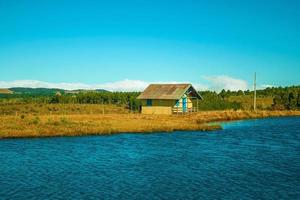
[0,110,300,139]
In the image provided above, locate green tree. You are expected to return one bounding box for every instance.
[288,92,297,110]
[237,90,244,96]
[297,93,300,108]
[219,89,227,99]
[272,95,285,110]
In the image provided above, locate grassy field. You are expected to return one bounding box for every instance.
[227,95,274,110]
[0,103,129,115]
[0,109,299,139]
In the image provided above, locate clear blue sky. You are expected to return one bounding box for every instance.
[0,0,299,89]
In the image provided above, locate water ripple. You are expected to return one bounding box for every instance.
[0,117,300,200]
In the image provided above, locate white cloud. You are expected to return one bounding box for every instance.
[95,79,148,91]
[0,76,248,92]
[259,84,275,89]
[0,79,207,92]
[203,75,248,92]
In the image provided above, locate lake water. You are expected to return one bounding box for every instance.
[0,117,300,200]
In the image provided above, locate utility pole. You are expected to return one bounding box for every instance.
[253,72,257,112]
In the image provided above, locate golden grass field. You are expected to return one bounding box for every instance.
[0,103,129,115]
[0,104,299,139]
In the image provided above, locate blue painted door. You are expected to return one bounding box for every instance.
[182,97,187,112]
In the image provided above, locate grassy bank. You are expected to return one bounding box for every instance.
[0,110,299,139]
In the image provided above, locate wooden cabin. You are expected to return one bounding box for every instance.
[137,84,203,114]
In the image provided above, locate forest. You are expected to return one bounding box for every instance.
[0,86,300,111]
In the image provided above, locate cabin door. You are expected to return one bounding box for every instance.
[182,97,187,112]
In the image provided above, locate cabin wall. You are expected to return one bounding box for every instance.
[140,98,195,114]
[141,99,176,107]
[140,100,175,115]
[141,106,172,115]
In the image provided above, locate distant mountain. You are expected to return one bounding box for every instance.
[9,87,65,95]
[95,89,109,92]
[65,89,109,94]
[6,87,109,96]
[0,88,13,94]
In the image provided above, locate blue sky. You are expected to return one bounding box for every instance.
[0,0,299,91]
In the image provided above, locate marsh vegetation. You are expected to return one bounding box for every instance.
[0,86,299,138]
[1,110,299,138]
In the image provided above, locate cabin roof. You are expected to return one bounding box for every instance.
[137,84,202,100]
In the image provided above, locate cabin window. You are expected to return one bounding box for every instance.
[146,99,152,106]
[175,100,179,107]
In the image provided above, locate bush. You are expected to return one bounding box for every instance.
[32,117,40,125]
[197,91,242,111]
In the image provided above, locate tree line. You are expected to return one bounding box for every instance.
[216,86,300,110]
[0,91,142,111]
[272,89,300,110]
[1,86,299,111]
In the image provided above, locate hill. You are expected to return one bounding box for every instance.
[9,87,64,95]
[65,89,108,94]
[8,87,109,95]
[0,89,13,94]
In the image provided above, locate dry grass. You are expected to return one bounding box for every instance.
[0,114,219,138]
[0,103,129,115]
[193,110,300,123]
[0,110,299,139]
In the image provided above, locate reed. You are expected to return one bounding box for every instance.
[0,110,299,139]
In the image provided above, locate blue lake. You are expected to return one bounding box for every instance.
[0,117,300,200]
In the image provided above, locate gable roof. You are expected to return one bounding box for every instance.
[137,84,202,100]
